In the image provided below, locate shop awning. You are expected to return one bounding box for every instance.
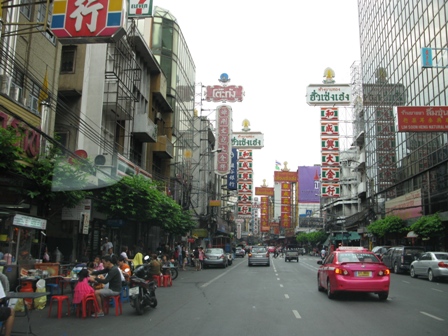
[406,231,418,238]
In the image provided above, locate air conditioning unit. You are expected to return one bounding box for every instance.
[94,154,113,166]
[0,74,11,95]
[9,83,23,103]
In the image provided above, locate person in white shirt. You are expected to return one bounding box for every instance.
[102,237,113,256]
[0,280,15,336]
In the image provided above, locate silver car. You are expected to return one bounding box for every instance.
[203,248,228,269]
[248,246,270,266]
[410,252,448,282]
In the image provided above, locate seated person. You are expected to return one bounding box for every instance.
[117,256,131,281]
[89,255,122,317]
[73,269,94,305]
[0,281,15,336]
[149,254,162,276]
[91,256,104,271]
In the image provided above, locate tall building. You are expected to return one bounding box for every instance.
[355,1,448,239]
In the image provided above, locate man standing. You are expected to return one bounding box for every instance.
[90,255,122,317]
[177,243,183,267]
[102,237,113,256]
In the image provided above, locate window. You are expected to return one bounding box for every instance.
[61,46,77,73]
[37,3,55,44]
[20,0,32,19]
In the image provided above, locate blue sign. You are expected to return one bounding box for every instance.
[227,148,237,190]
[421,48,433,68]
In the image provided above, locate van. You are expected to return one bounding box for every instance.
[382,246,425,274]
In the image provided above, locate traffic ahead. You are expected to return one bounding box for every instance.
[30,253,448,336]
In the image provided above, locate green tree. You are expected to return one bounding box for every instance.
[410,213,444,238]
[95,175,196,236]
[0,127,92,214]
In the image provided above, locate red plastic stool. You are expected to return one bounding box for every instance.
[76,293,100,318]
[152,275,162,287]
[102,295,122,316]
[48,295,70,319]
[162,275,172,287]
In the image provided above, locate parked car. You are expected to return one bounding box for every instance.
[248,246,270,266]
[410,251,448,282]
[371,246,391,261]
[382,246,425,274]
[235,247,246,258]
[203,248,228,269]
[317,246,390,300]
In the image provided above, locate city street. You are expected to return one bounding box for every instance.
[26,255,448,336]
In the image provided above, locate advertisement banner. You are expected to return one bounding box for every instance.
[306,84,351,106]
[396,106,448,132]
[51,0,125,43]
[274,171,298,182]
[298,166,320,202]
[215,105,232,175]
[255,187,274,196]
[205,85,244,102]
[227,148,238,190]
[321,183,340,197]
[321,108,339,120]
[321,152,340,166]
[321,167,340,181]
[231,133,264,149]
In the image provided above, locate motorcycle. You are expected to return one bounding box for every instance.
[129,264,158,315]
[157,254,179,280]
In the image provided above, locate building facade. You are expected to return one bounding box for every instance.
[355,0,448,247]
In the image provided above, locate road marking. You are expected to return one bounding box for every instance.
[277,277,280,280]
[285,294,289,299]
[431,288,443,292]
[420,311,444,321]
[200,259,244,288]
[280,284,284,287]
[402,280,410,284]
[293,310,301,319]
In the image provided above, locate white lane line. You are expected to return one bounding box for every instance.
[200,259,244,288]
[402,280,410,284]
[420,311,444,321]
[277,277,280,280]
[285,294,289,299]
[280,284,284,287]
[293,310,302,319]
[431,288,443,292]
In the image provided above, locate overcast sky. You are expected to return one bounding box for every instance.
[153,0,361,188]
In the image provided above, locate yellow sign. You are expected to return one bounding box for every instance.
[209,200,221,207]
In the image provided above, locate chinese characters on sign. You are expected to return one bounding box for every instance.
[215,105,232,176]
[237,149,253,217]
[396,106,448,131]
[51,0,125,42]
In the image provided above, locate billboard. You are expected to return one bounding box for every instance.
[205,85,244,103]
[306,85,351,106]
[298,166,320,203]
[215,105,232,175]
[51,0,126,43]
[231,132,264,149]
[397,106,448,132]
[385,189,422,220]
[128,0,153,17]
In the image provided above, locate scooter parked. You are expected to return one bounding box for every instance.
[129,263,158,315]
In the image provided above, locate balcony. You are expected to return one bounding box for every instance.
[357,181,366,196]
[133,113,157,143]
[153,135,173,158]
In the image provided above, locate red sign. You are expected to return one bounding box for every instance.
[397,106,448,131]
[215,105,232,175]
[51,0,125,42]
[205,85,244,103]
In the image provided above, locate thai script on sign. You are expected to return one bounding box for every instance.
[309,90,349,103]
[205,85,244,103]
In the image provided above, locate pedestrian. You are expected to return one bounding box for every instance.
[321,247,327,260]
[198,247,205,270]
[120,246,130,262]
[182,246,188,270]
[177,243,183,267]
[101,237,113,256]
[193,247,200,271]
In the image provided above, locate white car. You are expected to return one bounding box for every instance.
[410,251,448,282]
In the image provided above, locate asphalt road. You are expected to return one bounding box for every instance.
[26,255,448,336]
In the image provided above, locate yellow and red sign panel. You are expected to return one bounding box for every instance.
[51,0,125,42]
